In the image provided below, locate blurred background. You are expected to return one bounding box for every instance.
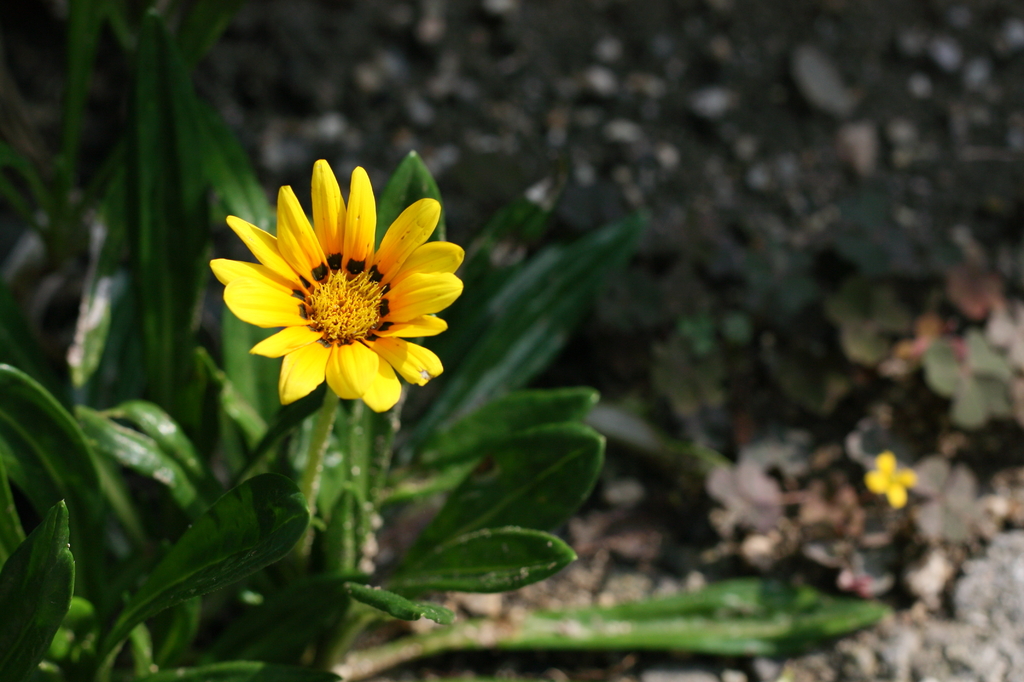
[3,0,1024,680]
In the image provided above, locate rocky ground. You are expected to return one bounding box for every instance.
[5,0,1024,679]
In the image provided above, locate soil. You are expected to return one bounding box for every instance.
[4,0,1024,680]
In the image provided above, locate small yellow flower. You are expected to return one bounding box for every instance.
[864,451,917,509]
[211,160,463,412]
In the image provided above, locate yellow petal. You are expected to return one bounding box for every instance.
[376,315,448,338]
[384,272,463,322]
[374,198,440,284]
[886,485,908,509]
[278,341,330,404]
[875,451,897,474]
[210,258,299,292]
[224,278,308,328]
[343,166,376,274]
[369,337,443,386]
[325,341,379,399]
[312,160,345,263]
[388,242,465,289]
[226,216,296,282]
[896,469,918,489]
[277,185,328,283]
[864,470,889,495]
[361,356,402,413]
[250,326,322,358]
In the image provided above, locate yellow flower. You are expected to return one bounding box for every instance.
[864,451,917,509]
[211,160,463,412]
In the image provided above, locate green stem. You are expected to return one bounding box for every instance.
[293,389,339,568]
[301,389,340,517]
[315,603,379,670]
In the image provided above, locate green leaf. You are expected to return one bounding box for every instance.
[345,582,454,624]
[0,279,62,399]
[61,0,106,176]
[376,150,446,245]
[415,214,644,445]
[418,387,599,467]
[0,365,104,603]
[47,596,98,668]
[128,623,154,679]
[923,339,959,398]
[403,423,603,565]
[196,100,274,230]
[0,501,75,682]
[390,527,575,595]
[199,347,267,454]
[503,579,891,654]
[177,0,249,70]
[150,598,200,668]
[239,385,325,482]
[0,450,25,565]
[76,406,208,518]
[99,474,309,662]
[137,662,339,682]
[204,574,353,665]
[126,11,212,428]
[107,400,222,500]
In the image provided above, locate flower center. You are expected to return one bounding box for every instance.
[305,269,382,344]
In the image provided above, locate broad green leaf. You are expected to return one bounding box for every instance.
[418,387,599,467]
[138,662,339,682]
[0,451,24,565]
[923,339,959,398]
[46,596,98,669]
[345,582,454,624]
[0,502,75,682]
[391,527,575,594]
[76,407,208,518]
[126,11,211,429]
[0,279,62,399]
[99,474,309,661]
[403,423,603,565]
[204,574,354,664]
[376,150,446,245]
[150,598,201,668]
[0,365,104,603]
[107,400,222,500]
[177,0,249,70]
[414,214,644,445]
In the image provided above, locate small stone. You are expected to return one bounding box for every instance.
[583,65,619,98]
[593,36,623,63]
[751,658,782,682]
[929,35,963,73]
[733,135,759,161]
[908,72,933,99]
[688,86,735,119]
[946,5,971,29]
[603,119,644,144]
[836,121,878,177]
[655,142,680,169]
[790,44,856,117]
[740,533,778,570]
[886,118,918,147]
[721,671,747,682]
[745,162,773,192]
[897,28,928,58]
[603,477,646,507]
[481,0,518,16]
[962,57,991,92]
[452,592,502,618]
[703,0,733,13]
[310,112,346,142]
[905,548,954,610]
[641,668,719,682]
[406,95,436,127]
[627,72,667,99]
[1002,18,1024,53]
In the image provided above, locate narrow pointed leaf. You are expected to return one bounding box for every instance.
[390,527,575,595]
[404,423,603,565]
[0,501,75,682]
[100,474,309,659]
[376,150,446,244]
[177,0,249,69]
[418,387,599,467]
[0,451,24,564]
[345,582,454,624]
[138,662,339,682]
